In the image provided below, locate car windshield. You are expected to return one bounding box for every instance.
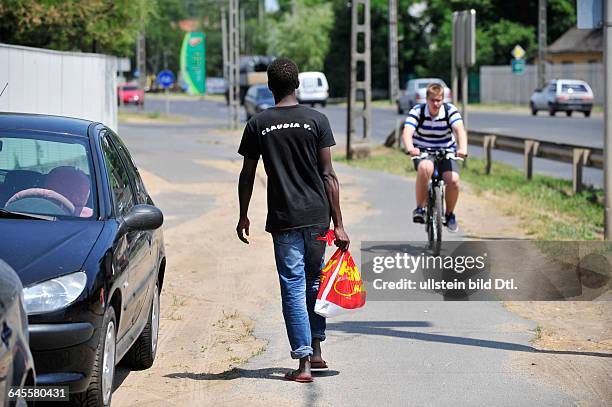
[122,86,139,91]
[257,87,274,99]
[0,134,97,219]
[561,84,588,93]
[418,80,443,89]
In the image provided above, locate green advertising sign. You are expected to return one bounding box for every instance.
[180,32,206,95]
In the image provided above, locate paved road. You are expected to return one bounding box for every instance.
[114,104,583,406]
[126,98,604,188]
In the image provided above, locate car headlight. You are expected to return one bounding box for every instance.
[23,272,87,314]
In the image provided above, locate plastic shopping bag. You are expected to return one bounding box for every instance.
[314,231,366,318]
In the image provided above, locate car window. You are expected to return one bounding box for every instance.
[0,133,96,219]
[108,132,149,205]
[100,136,134,216]
[257,87,273,98]
[122,86,139,91]
[547,83,556,92]
[561,84,588,93]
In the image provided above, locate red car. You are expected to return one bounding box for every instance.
[118,83,144,105]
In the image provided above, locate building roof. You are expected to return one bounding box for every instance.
[547,28,602,54]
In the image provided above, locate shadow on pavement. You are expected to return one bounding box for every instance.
[164,368,340,382]
[326,321,612,359]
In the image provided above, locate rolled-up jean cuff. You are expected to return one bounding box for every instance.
[290,345,313,359]
[312,334,326,341]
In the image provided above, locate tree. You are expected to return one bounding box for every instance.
[0,0,151,56]
[266,0,334,71]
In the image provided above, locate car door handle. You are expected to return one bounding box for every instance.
[1,323,12,345]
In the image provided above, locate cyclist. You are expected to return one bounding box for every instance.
[401,83,468,232]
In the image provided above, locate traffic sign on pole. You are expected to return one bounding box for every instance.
[156,70,175,89]
[511,59,525,75]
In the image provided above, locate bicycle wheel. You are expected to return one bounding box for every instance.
[431,186,443,255]
[426,185,435,246]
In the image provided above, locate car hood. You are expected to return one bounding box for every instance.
[0,220,104,287]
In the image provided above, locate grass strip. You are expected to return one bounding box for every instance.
[334,146,603,240]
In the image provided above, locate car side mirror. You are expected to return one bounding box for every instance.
[122,204,163,232]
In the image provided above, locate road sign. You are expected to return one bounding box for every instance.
[511,59,525,75]
[156,70,175,89]
[511,45,526,60]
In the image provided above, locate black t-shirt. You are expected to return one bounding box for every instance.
[238,104,336,233]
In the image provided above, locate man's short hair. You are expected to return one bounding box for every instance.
[426,83,444,99]
[267,58,299,100]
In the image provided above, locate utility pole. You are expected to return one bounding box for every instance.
[538,0,547,88]
[605,0,612,239]
[221,5,228,82]
[451,12,458,104]
[388,0,399,104]
[228,0,240,129]
[347,0,372,160]
[136,18,146,110]
[240,6,246,54]
[258,0,264,26]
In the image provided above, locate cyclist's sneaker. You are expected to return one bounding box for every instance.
[413,207,426,224]
[445,212,459,233]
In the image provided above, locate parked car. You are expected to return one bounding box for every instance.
[0,113,166,407]
[244,85,275,120]
[0,259,35,407]
[117,83,145,105]
[296,71,329,107]
[206,77,228,95]
[397,78,452,114]
[530,79,593,117]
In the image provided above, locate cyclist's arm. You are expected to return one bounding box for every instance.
[402,121,418,154]
[452,120,468,157]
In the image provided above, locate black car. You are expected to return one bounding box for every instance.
[244,85,275,120]
[0,113,166,406]
[0,259,35,407]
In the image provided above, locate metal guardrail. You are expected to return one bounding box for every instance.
[386,120,603,194]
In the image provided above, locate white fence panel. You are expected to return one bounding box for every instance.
[0,43,117,131]
[480,63,604,106]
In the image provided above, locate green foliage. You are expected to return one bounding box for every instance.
[266,1,333,71]
[0,0,151,55]
[145,0,188,75]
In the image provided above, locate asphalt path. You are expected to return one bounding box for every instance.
[115,104,579,406]
[128,97,604,188]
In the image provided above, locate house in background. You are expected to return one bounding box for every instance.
[546,27,602,64]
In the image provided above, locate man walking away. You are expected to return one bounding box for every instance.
[236,58,349,383]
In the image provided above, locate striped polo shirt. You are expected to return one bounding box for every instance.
[404,103,462,149]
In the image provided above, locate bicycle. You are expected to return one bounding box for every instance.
[411,148,464,255]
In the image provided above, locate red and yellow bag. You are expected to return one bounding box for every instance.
[315,230,366,318]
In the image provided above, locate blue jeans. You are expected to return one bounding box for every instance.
[272,226,328,359]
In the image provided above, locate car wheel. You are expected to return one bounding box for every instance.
[311,103,316,107]
[530,102,537,116]
[397,103,404,115]
[566,110,572,117]
[549,109,556,116]
[322,101,327,108]
[584,111,591,118]
[122,281,160,369]
[71,306,116,407]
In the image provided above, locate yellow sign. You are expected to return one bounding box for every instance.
[511,45,526,60]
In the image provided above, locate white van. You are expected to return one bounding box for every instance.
[297,72,329,107]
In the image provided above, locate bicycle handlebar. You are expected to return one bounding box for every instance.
[409,148,465,162]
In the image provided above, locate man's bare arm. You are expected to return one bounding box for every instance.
[317,147,350,250]
[452,121,468,157]
[402,124,420,155]
[236,158,258,244]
